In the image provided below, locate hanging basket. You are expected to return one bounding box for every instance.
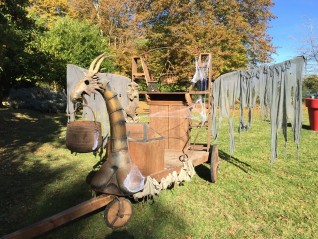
[66,104,102,153]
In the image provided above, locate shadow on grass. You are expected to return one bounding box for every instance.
[0,109,91,237]
[105,230,135,239]
[302,124,311,130]
[194,148,254,183]
[219,150,253,173]
[195,164,211,181]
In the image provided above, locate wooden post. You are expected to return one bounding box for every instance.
[1,195,114,239]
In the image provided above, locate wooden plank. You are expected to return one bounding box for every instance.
[2,195,114,239]
[140,57,152,83]
[188,90,209,95]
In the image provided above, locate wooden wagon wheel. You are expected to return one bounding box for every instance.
[210,144,220,183]
[104,197,133,229]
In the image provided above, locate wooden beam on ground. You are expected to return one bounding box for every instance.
[1,194,114,239]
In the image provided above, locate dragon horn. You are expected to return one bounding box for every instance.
[88,53,106,72]
[92,54,107,74]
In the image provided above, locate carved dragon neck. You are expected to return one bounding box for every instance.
[69,54,144,196]
[102,81,128,153]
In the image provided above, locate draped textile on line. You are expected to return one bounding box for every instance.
[211,57,305,162]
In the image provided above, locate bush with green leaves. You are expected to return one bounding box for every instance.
[33,16,113,88]
[8,87,66,113]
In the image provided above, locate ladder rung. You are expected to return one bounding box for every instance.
[133,73,145,77]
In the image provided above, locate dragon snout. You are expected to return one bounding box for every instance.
[70,78,93,102]
[70,89,84,102]
[70,72,103,103]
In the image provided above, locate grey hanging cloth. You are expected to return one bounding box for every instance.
[268,57,305,162]
[239,68,262,131]
[212,71,240,154]
[211,56,305,163]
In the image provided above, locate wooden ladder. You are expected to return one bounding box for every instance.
[188,53,213,152]
[132,56,158,93]
[132,56,154,85]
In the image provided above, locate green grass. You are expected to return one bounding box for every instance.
[0,106,317,239]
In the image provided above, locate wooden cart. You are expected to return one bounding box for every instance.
[2,53,219,239]
[130,52,218,180]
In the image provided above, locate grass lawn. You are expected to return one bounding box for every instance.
[0,106,317,239]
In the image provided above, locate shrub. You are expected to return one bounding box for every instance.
[33,16,113,89]
[8,87,66,113]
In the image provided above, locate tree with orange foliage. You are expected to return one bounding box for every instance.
[133,0,276,81]
[28,0,69,27]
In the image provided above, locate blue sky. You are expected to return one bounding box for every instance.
[268,0,318,64]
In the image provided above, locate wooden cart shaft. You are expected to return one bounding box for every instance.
[1,195,114,239]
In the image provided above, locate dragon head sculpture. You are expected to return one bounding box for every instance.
[70,53,106,102]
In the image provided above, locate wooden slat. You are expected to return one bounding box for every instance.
[140,57,152,83]
[133,73,145,77]
[189,144,209,151]
[139,91,190,95]
[149,100,184,106]
[2,195,114,239]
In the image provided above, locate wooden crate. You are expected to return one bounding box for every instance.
[127,123,165,176]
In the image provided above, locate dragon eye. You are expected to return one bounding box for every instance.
[84,80,89,85]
